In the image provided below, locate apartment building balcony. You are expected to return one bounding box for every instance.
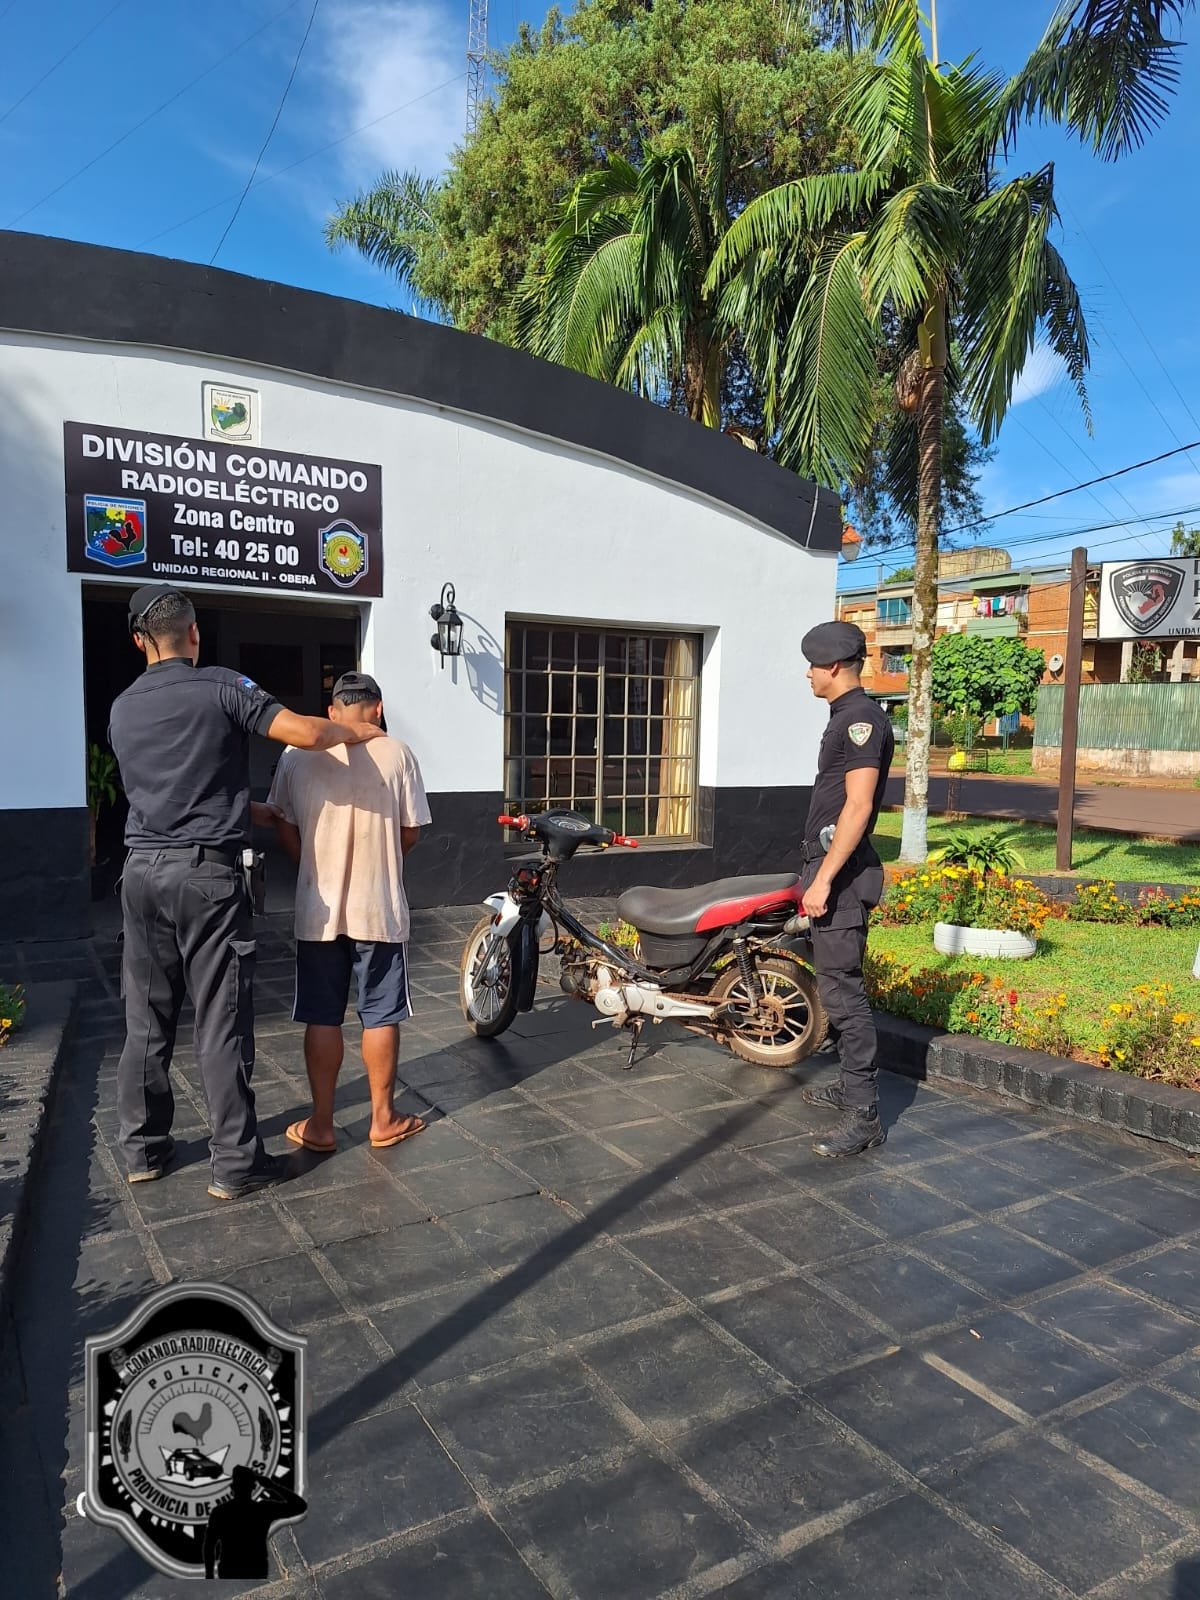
[966,613,1027,639]
[875,621,914,646]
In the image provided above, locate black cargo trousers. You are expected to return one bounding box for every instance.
[801,848,885,1110]
[117,847,263,1186]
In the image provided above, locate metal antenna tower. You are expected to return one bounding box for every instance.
[466,0,488,135]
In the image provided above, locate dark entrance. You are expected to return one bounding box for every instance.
[82,585,362,889]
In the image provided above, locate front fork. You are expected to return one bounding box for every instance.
[481,892,553,1014]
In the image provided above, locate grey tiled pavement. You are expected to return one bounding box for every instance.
[4,902,1200,1598]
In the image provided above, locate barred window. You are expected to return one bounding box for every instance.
[881,649,911,674]
[504,623,701,841]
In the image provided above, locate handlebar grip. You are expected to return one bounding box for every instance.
[612,834,639,848]
[497,814,530,830]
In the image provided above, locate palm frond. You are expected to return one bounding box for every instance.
[707,171,890,289]
[867,0,926,58]
[1004,0,1193,160]
[957,165,1091,442]
[861,181,964,316]
[324,170,441,286]
[774,232,877,484]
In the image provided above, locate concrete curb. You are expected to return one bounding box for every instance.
[876,1011,1200,1155]
[0,981,77,1320]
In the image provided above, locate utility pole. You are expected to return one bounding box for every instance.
[466,0,489,136]
[1055,546,1088,872]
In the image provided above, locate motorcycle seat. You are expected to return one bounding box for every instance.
[617,873,802,938]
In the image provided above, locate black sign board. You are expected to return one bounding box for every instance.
[64,421,383,598]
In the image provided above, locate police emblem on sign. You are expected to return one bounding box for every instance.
[84,495,147,569]
[82,1282,306,1580]
[1108,562,1186,635]
[318,519,368,588]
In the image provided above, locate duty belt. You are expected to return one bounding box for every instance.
[802,839,874,869]
[128,844,243,867]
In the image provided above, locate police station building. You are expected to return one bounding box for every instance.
[0,232,842,941]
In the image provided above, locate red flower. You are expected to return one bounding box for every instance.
[1007,990,1018,1006]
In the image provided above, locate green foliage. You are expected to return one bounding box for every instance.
[1124,642,1165,682]
[331,0,855,352]
[1067,881,1200,928]
[883,565,914,584]
[87,743,120,819]
[0,981,24,1047]
[931,632,1046,722]
[879,865,1053,938]
[931,827,1025,876]
[1169,520,1200,557]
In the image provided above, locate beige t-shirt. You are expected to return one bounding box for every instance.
[268,737,432,944]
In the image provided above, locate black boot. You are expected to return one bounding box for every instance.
[802,1081,846,1110]
[813,1107,885,1158]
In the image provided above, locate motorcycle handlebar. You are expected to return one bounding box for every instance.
[496,814,637,847]
[497,814,530,830]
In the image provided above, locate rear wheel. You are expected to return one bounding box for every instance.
[460,915,520,1038]
[708,954,826,1068]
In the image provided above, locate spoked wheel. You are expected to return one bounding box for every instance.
[708,955,827,1067]
[460,915,519,1038]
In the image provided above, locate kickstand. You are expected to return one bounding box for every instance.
[624,1018,644,1070]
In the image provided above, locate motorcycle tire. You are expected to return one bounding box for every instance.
[708,953,827,1068]
[460,915,521,1038]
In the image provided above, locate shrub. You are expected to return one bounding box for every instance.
[930,827,1025,876]
[1066,881,1200,929]
[0,983,25,1048]
[1101,984,1200,1087]
[864,951,1072,1054]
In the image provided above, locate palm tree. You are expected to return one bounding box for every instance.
[325,171,447,319]
[710,0,1191,862]
[514,98,737,427]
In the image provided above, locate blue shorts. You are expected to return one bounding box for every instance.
[293,938,413,1028]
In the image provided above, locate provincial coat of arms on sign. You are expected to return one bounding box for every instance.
[848,722,873,746]
[318,518,368,587]
[84,495,147,569]
[1108,562,1186,635]
[81,1281,307,1580]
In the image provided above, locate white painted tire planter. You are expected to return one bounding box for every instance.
[933,922,1037,960]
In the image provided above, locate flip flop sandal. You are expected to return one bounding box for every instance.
[286,1120,337,1153]
[369,1118,426,1149]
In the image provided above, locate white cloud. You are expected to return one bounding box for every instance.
[323,0,464,184]
[1010,341,1067,407]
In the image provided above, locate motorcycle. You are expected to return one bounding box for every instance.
[459,808,826,1069]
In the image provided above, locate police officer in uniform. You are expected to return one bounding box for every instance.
[797,621,895,1158]
[109,585,385,1200]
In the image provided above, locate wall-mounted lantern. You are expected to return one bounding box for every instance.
[429,583,463,667]
[841,525,862,562]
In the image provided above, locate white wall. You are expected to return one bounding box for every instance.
[0,330,837,811]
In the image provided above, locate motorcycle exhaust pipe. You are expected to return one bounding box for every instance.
[783,912,810,935]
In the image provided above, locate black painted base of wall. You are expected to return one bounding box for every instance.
[0,809,91,942]
[0,790,813,941]
[403,786,813,909]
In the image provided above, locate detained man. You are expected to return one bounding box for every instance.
[268,672,432,1152]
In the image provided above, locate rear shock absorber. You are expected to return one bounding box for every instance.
[733,937,763,1013]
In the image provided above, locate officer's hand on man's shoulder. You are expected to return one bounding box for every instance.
[345,723,386,743]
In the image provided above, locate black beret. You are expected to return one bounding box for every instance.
[801,620,868,666]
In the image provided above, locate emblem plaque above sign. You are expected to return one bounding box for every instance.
[203,382,259,445]
[64,421,383,598]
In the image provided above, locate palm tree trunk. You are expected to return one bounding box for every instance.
[684,328,711,424]
[900,298,947,864]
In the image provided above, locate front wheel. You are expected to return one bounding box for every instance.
[460,915,519,1038]
[708,954,826,1068]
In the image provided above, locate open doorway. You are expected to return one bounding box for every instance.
[82,584,363,889]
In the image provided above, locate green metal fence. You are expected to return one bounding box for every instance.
[1036,682,1200,751]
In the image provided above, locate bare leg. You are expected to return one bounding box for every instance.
[362,1025,421,1143]
[295,1024,343,1147]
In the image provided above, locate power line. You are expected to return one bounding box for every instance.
[0,0,131,129]
[1013,410,1156,557]
[210,0,320,263]
[7,0,303,227]
[136,72,465,250]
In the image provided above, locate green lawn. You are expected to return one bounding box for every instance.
[870,920,1200,1053]
[873,811,1200,887]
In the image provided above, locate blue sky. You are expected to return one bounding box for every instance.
[3,0,1198,587]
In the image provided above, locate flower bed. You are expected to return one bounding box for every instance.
[870,871,1200,1087]
[0,983,23,1048]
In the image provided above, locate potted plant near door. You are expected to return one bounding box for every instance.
[929,831,1046,959]
[87,742,122,894]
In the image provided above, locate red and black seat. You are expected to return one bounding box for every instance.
[617,873,802,938]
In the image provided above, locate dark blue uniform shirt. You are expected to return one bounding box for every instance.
[804,687,895,842]
[109,661,282,850]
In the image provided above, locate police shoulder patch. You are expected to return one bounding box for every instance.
[239,676,259,691]
[848,721,873,747]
